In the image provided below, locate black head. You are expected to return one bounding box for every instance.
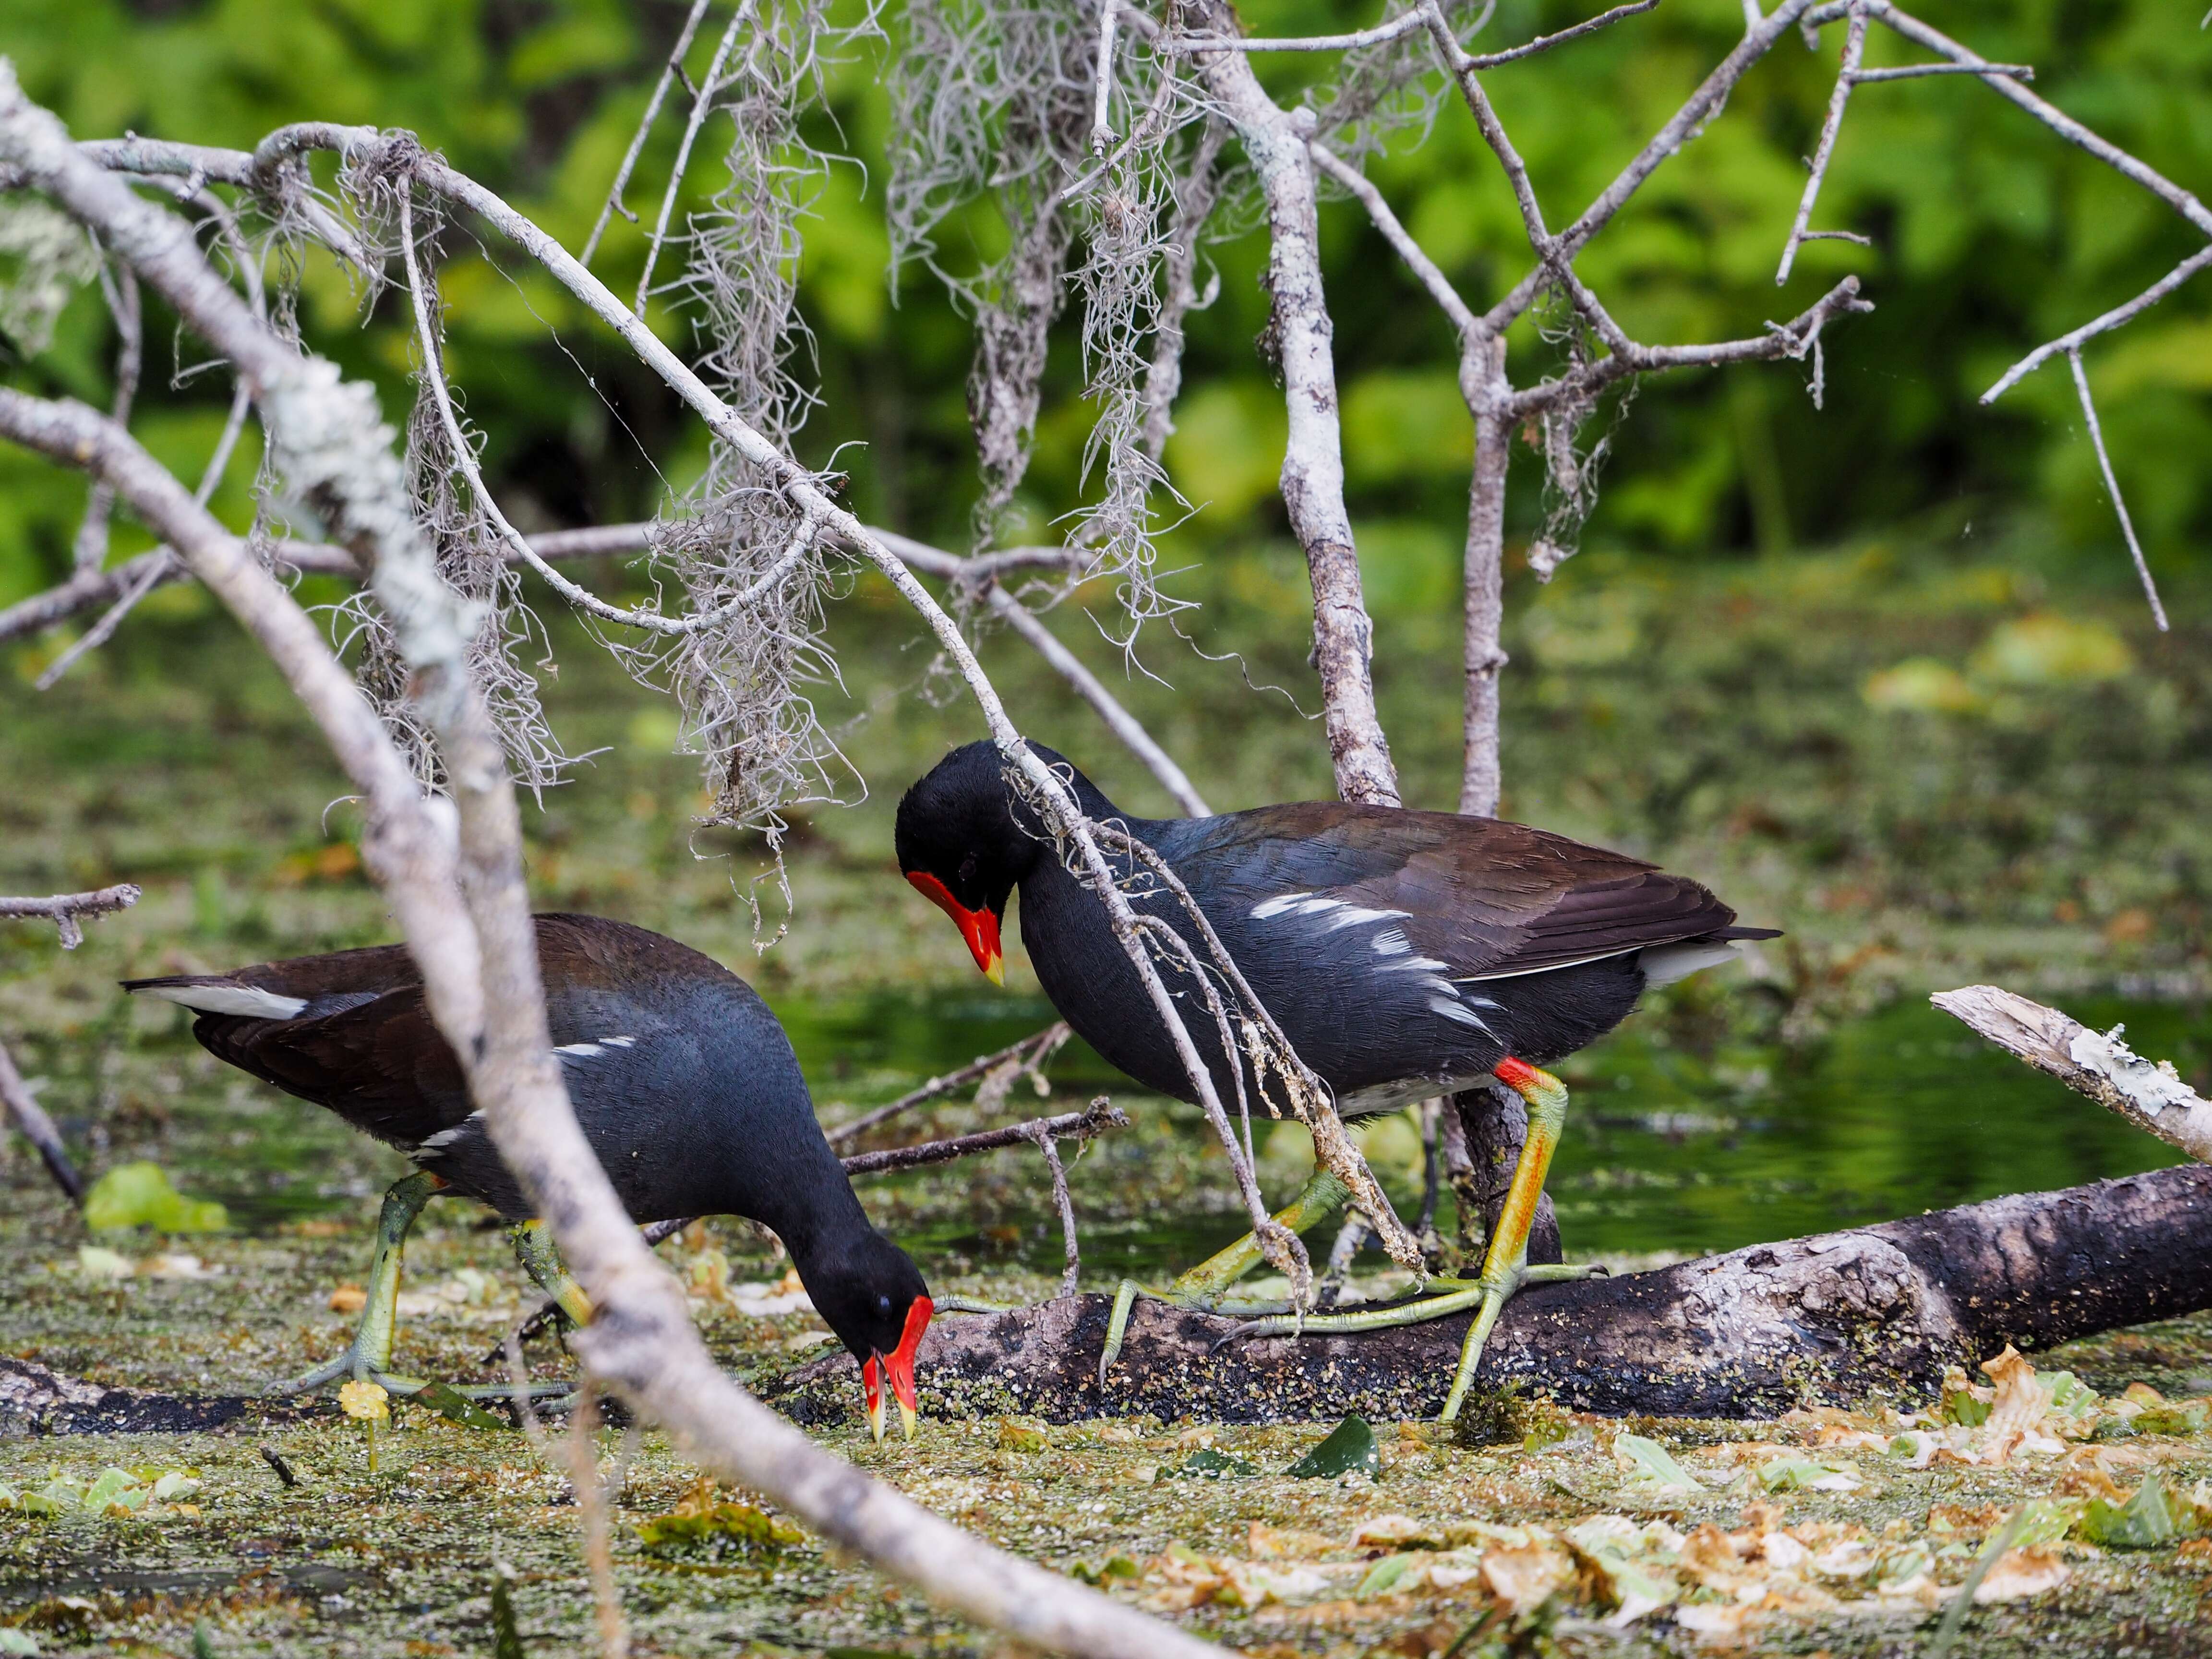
[800,1228,934,1440]
[893,740,1067,982]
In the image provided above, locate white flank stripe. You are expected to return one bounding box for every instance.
[1370,927,1412,957]
[603,1035,637,1049]
[134,984,307,1020]
[415,1112,482,1159]
[1429,995,1494,1033]
[1250,892,1311,920]
[1323,903,1411,932]
[554,1041,606,1060]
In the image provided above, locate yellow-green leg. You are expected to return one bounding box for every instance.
[268,1172,439,1397]
[1214,1061,1602,1423]
[511,1218,594,1329]
[1097,1166,1351,1388]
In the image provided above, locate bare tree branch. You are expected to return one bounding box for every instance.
[582,0,716,265]
[0,1036,85,1205]
[2064,348,2170,631]
[70,263,139,574]
[827,1023,1072,1146]
[1982,244,2212,402]
[1775,1,1867,286]
[635,0,756,314]
[839,1097,1126,1176]
[0,883,142,950]
[1190,0,1401,809]
[1934,986,2211,1162]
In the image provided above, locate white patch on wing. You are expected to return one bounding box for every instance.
[1428,995,1494,1034]
[414,1111,483,1160]
[555,1039,631,1061]
[1250,892,1312,920]
[603,1035,637,1049]
[1370,927,1411,957]
[134,984,308,1020]
[1322,903,1411,932]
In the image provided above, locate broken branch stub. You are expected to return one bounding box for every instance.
[1933,986,2212,1163]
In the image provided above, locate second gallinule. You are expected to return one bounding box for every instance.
[124,914,933,1438]
[896,740,1776,1420]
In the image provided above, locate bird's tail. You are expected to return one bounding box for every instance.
[121,975,307,1020]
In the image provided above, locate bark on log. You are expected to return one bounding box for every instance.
[774,1164,2212,1425]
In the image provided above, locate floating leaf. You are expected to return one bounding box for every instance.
[1613,1434,1702,1493]
[1285,1414,1379,1479]
[1171,1447,1256,1480]
[637,1479,805,1559]
[410,1383,511,1433]
[337,1380,390,1422]
[2079,1475,2177,1550]
[2133,1399,2212,1437]
[83,1163,229,1235]
[1068,1556,1142,1585]
[80,1469,137,1514]
[0,1629,40,1656]
[1756,1456,1861,1493]
[1355,1553,1416,1599]
[997,1417,1049,1453]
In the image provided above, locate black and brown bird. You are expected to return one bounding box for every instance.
[124,914,932,1437]
[895,740,1775,1419]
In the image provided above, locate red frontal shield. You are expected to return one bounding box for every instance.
[905,872,1004,984]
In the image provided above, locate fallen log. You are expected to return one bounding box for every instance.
[774,1163,2212,1424]
[0,1355,313,1438]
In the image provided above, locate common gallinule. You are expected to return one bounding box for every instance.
[124,914,933,1438]
[895,740,1776,1420]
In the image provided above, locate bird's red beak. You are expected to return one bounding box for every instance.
[862,1296,933,1442]
[905,872,1004,985]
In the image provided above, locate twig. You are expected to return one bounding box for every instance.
[71,264,139,574]
[826,1022,1071,1146]
[1027,1124,1084,1297]
[866,528,1212,817]
[1309,143,1477,334]
[34,551,172,690]
[402,191,826,638]
[1775,2,1867,286]
[556,1382,630,1659]
[0,1036,84,1205]
[1933,986,2210,1161]
[635,0,756,314]
[1983,244,2212,402]
[1847,60,2030,81]
[1169,9,1431,53]
[2065,348,2169,630]
[1089,0,1119,155]
[582,0,716,266]
[1461,0,1659,68]
[838,1098,1126,1176]
[0,883,142,950]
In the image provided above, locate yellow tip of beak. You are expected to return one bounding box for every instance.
[899,1398,918,1440]
[867,1396,886,1443]
[982,955,1005,987]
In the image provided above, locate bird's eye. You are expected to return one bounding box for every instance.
[878,1294,892,1315]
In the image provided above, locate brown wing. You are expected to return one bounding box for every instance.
[1193,803,1742,979]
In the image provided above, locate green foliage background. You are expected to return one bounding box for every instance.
[3,0,2210,623]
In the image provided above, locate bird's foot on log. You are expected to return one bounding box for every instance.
[1097,1167,1357,1389]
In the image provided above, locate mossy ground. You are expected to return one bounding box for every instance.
[5,554,2211,1654]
